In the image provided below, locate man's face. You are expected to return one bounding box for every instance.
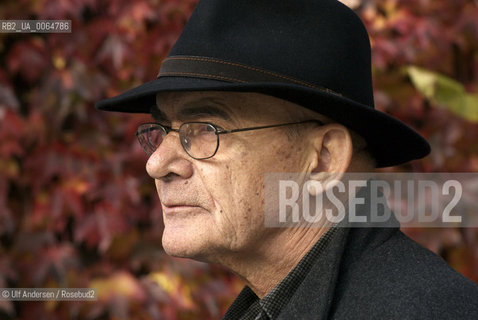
[146,91,313,264]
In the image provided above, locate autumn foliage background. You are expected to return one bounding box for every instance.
[0,0,477,319]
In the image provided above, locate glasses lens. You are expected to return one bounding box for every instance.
[180,123,219,159]
[136,124,166,155]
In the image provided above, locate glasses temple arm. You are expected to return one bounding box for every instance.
[217,120,323,134]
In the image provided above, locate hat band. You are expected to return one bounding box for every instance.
[157,56,341,97]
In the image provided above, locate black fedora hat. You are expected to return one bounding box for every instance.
[96,0,430,168]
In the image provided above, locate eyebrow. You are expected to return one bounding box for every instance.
[150,107,168,122]
[152,97,233,122]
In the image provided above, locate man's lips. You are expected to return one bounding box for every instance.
[162,203,204,215]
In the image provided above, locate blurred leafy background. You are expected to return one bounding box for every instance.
[0,0,477,319]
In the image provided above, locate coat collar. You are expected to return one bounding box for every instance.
[277,185,401,319]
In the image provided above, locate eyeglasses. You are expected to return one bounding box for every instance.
[135,120,323,159]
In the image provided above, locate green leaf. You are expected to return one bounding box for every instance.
[406,66,478,123]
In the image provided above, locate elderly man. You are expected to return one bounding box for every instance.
[97,0,478,318]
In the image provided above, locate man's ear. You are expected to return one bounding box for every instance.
[307,123,353,195]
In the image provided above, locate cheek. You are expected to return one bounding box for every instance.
[225,159,267,219]
[201,139,306,209]
[203,160,265,224]
[202,163,258,211]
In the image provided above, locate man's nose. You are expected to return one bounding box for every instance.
[146,133,193,181]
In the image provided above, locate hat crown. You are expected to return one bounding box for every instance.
[169,0,374,107]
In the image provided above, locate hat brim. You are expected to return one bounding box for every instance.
[95,77,430,168]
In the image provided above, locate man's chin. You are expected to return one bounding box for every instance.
[161,231,212,262]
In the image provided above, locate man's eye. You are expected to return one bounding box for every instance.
[205,125,216,132]
[197,124,216,134]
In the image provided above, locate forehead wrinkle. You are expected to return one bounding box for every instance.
[155,93,246,128]
[157,92,290,126]
[176,98,233,122]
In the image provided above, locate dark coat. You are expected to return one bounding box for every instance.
[277,225,478,319]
